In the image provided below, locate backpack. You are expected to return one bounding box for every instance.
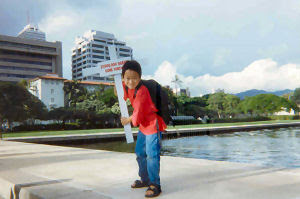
[125,79,173,125]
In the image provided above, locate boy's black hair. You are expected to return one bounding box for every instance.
[122,60,142,78]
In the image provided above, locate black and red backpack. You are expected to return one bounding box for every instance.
[125,79,173,125]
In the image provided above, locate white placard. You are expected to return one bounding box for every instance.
[99,57,130,77]
[82,57,131,77]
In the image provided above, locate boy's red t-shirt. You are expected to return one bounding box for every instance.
[123,82,167,135]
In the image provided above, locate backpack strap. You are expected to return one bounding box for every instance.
[156,83,161,115]
[133,80,143,98]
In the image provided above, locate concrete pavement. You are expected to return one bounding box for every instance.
[0,140,300,199]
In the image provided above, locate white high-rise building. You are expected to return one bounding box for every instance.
[71,30,133,82]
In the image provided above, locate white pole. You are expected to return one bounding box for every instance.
[114,74,133,143]
[109,46,133,143]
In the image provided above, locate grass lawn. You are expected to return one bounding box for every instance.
[2,119,300,138]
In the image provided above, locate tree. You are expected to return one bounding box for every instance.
[18,79,29,89]
[25,94,48,122]
[0,82,48,130]
[97,87,118,107]
[207,91,227,118]
[63,80,87,109]
[48,107,74,125]
[76,98,110,114]
[291,88,300,105]
[110,99,133,116]
[238,94,293,116]
[183,104,208,118]
[171,75,182,96]
[223,94,240,117]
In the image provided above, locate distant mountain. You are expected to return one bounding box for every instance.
[234,89,293,99]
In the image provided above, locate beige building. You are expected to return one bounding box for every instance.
[28,74,114,110]
[28,73,66,110]
[0,24,62,82]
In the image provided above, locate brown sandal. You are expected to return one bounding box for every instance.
[145,184,162,198]
[131,180,149,188]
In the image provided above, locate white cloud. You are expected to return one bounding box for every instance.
[145,59,300,96]
[39,12,80,35]
[143,61,177,86]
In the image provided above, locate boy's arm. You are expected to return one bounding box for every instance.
[117,82,132,126]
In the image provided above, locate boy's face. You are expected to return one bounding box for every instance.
[123,69,141,89]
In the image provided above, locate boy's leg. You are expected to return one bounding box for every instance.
[135,131,149,184]
[145,132,162,187]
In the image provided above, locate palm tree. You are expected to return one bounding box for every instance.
[63,80,86,109]
[171,75,182,96]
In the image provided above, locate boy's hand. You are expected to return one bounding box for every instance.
[121,116,132,126]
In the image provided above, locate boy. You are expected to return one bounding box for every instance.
[117,60,166,198]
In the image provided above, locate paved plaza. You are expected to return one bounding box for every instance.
[0,140,300,199]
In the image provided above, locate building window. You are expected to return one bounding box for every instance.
[94,39,106,43]
[92,44,104,48]
[51,89,54,94]
[0,58,52,66]
[0,65,52,73]
[51,98,54,103]
[119,53,130,57]
[0,40,56,52]
[92,49,104,54]
[119,48,130,52]
[92,55,104,59]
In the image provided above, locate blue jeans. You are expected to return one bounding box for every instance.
[135,130,162,186]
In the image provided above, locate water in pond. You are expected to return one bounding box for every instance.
[67,127,300,168]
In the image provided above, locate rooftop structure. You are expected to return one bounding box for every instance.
[18,24,46,41]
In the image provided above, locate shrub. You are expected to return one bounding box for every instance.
[172,119,203,125]
[11,123,81,132]
[211,116,270,123]
[270,115,300,120]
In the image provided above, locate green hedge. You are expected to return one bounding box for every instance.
[172,119,203,125]
[270,115,300,120]
[211,116,271,123]
[12,123,81,132]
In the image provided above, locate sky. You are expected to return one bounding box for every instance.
[1,0,300,96]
